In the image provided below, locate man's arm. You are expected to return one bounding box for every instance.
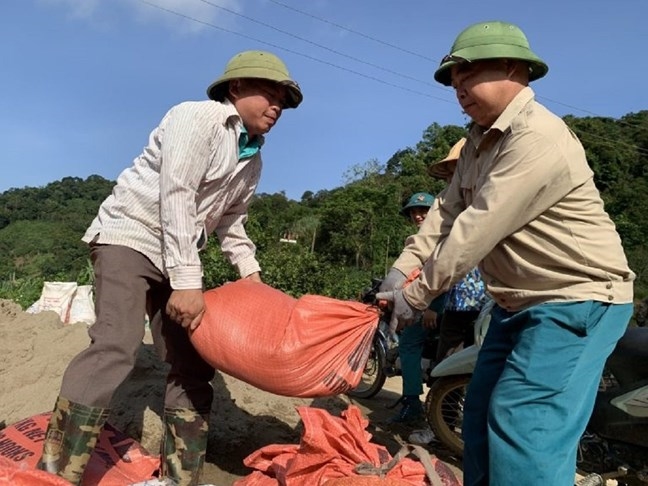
[158,105,214,328]
[405,130,578,308]
[392,184,463,275]
[159,104,214,289]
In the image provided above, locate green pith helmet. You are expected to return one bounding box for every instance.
[434,21,548,86]
[400,192,435,217]
[207,50,303,108]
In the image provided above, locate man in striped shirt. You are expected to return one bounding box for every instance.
[38,50,303,486]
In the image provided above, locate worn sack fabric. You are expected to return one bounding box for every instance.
[234,405,462,486]
[0,413,159,485]
[190,280,380,397]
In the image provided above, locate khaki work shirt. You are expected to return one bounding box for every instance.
[394,87,634,312]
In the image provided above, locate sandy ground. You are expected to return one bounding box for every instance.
[0,298,463,485]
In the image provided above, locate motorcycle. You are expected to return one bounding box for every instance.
[423,301,648,485]
[577,325,648,484]
[423,299,493,455]
[347,278,439,400]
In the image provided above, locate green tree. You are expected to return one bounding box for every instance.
[2,113,647,305]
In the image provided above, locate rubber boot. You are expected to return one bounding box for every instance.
[160,407,210,486]
[37,396,110,485]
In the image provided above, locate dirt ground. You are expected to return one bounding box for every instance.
[0,299,463,485]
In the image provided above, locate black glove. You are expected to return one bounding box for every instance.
[375,289,421,333]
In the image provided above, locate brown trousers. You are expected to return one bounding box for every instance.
[60,244,215,412]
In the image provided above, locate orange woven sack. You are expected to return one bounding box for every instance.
[234,405,461,486]
[322,478,412,486]
[0,413,159,486]
[190,280,380,397]
[0,468,71,486]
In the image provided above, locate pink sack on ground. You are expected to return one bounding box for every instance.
[190,280,380,397]
[0,413,159,486]
[0,467,72,486]
[234,405,462,486]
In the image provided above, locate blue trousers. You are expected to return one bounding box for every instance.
[399,320,429,396]
[462,300,632,486]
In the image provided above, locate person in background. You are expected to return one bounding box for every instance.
[377,21,634,486]
[428,139,488,363]
[408,139,488,446]
[388,192,446,424]
[38,50,303,486]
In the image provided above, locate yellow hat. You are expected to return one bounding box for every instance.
[428,138,466,179]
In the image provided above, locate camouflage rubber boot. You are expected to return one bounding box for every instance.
[160,407,210,486]
[37,396,110,485]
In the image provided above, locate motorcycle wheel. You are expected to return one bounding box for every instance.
[347,338,387,399]
[425,374,471,457]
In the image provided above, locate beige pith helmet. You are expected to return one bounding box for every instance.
[428,138,467,179]
[206,50,303,108]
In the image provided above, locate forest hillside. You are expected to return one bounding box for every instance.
[1,111,647,320]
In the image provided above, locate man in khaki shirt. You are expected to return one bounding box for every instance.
[377,21,634,486]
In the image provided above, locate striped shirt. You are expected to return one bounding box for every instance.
[83,99,263,290]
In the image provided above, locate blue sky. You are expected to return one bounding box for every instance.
[2,0,646,200]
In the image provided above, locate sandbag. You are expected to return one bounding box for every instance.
[0,467,71,486]
[0,413,159,486]
[67,285,96,325]
[25,282,96,325]
[190,280,380,397]
[26,282,78,323]
[323,478,412,486]
[234,405,461,486]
